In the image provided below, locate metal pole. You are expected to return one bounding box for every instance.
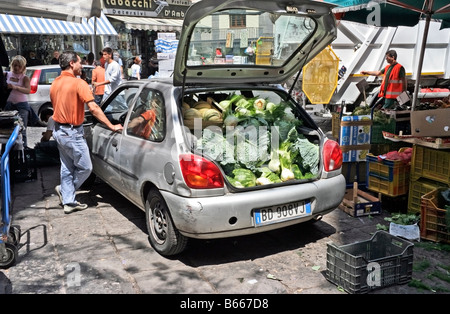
[91,16,97,58]
[411,3,433,109]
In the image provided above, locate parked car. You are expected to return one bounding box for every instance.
[83,0,345,256]
[26,64,94,125]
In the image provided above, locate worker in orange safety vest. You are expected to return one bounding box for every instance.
[361,50,407,109]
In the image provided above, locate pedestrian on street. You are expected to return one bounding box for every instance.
[5,55,38,148]
[94,47,122,101]
[91,60,105,106]
[129,56,141,80]
[361,49,407,109]
[50,51,123,214]
[51,51,60,65]
[27,51,42,66]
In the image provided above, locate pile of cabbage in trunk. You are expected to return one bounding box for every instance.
[196,94,319,188]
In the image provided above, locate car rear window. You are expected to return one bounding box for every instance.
[187,9,316,67]
[41,69,61,84]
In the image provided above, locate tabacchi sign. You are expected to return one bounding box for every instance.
[103,0,190,19]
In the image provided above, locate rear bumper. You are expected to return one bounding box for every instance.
[161,174,346,239]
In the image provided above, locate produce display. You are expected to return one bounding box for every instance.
[351,105,392,124]
[416,95,450,110]
[183,92,320,188]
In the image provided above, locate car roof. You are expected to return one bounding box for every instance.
[26,64,95,70]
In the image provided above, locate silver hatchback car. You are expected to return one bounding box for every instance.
[84,0,345,256]
[26,64,94,125]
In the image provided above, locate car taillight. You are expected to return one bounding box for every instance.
[323,140,343,172]
[179,154,224,189]
[29,70,41,94]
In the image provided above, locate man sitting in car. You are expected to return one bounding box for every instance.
[127,98,160,140]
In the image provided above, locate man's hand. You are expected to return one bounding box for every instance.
[112,124,123,132]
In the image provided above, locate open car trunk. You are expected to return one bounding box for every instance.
[181,87,324,189]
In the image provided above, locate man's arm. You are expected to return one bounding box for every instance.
[128,115,145,130]
[40,130,53,142]
[93,79,110,87]
[360,70,383,76]
[87,100,123,132]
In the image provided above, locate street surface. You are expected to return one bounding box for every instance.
[0,126,449,299]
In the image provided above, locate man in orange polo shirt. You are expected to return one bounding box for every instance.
[91,60,105,105]
[50,51,123,214]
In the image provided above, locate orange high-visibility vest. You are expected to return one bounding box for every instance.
[379,63,404,99]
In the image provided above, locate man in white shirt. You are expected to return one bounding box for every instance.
[94,47,122,101]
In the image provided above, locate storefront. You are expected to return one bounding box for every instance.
[103,0,189,78]
[0,12,117,65]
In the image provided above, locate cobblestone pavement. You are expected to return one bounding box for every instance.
[1,126,449,297]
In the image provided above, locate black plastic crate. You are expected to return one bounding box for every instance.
[11,148,37,183]
[326,231,414,294]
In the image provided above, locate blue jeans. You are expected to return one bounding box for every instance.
[94,94,103,106]
[53,124,92,205]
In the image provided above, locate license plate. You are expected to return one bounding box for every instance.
[254,201,311,226]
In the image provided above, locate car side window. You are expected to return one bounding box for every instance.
[127,88,165,142]
[102,86,139,124]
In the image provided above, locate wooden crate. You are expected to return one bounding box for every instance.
[339,182,382,217]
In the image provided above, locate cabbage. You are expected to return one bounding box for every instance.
[291,137,319,175]
[231,168,256,187]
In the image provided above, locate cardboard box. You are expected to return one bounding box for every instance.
[157,52,176,60]
[339,115,372,162]
[410,108,450,137]
[157,32,176,40]
[158,59,175,72]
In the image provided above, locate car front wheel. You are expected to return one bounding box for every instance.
[145,189,188,256]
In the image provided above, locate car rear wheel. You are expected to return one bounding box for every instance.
[145,189,188,256]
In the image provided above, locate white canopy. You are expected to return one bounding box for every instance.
[0,0,102,21]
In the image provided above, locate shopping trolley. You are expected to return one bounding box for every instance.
[0,124,21,268]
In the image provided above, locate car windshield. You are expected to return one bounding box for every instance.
[186,9,316,67]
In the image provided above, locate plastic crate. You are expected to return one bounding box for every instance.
[11,148,37,183]
[366,150,410,196]
[326,231,414,294]
[371,119,396,144]
[411,145,450,185]
[420,188,450,244]
[408,178,448,214]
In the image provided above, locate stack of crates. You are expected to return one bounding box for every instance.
[366,148,411,197]
[407,145,450,214]
[371,111,411,145]
[420,188,450,244]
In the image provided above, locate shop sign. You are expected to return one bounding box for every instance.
[103,0,190,19]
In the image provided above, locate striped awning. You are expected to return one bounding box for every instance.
[88,13,118,36]
[0,12,117,36]
[108,16,183,32]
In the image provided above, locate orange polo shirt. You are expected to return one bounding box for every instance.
[140,109,156,139]
[92,66,105,96]
[50,71,95,126]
